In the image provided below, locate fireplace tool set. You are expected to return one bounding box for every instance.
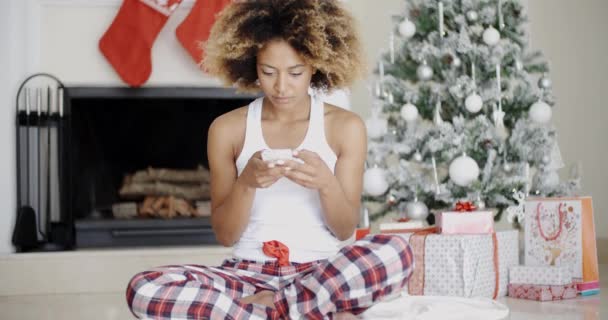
[12,73,72,252]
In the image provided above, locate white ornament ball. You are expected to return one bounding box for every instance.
[398,19,416,39]
[400,102,419,122]
[452,56,462,67]
[413,151,423,162]
[417,64,433,81]
[365,117,388,139]
[406,201,429,221]
[529,100,552,124]
[363,167,389,196]
[482,26,500,46]
[466,10,479,22]
[464,93,483,113]
[449,154,480,187]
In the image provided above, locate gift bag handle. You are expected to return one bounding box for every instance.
[535,202,566,241]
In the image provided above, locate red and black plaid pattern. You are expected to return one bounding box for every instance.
[126,234,414,319]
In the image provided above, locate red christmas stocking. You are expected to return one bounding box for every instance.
[176,0,231,65]
[99,0,183,87]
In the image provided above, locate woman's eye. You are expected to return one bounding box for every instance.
[262,71,274,76]
[290,73,303,77]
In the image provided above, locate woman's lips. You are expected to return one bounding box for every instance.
[272,96,292,104]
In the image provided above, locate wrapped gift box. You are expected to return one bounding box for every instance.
[436,210,494,234]
[394,230,518,298]
[508,283,578,301]
[509,265,572,286]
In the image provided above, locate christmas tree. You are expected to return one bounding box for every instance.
[362,0,580,223]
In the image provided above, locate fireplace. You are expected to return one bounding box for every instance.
[64,87,257,248]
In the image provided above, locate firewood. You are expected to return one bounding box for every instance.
[195,201,211,217]
[119,181,210,200]
[130,165,210,183]
[112,202,138,219]
[175,198,192,217]
[139,197,156,217]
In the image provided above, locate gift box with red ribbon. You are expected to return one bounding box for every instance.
[392,230,518,298]
[436,201,495,234]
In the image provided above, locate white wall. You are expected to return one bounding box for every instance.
[0,0,16,255]
[526,0,608,238]
[1,0,606,253]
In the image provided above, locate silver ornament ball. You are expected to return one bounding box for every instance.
[466,10,479,22]
[406,201,429,221]
[476,199,486,210]
[413,151,423,162]
[538,76,552,89]
[503,163,512,172]
[542,155,551,164]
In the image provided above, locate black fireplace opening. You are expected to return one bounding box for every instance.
[65,87,257,248]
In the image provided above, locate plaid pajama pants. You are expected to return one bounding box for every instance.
[126,234,414,320]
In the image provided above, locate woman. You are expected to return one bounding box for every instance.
[126,1,413,319]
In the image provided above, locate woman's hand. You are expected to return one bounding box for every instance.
[237,151,286,189]
[283,149,337,192]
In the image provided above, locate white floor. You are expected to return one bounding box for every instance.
[0,289,604,319]
[0,247,604,320]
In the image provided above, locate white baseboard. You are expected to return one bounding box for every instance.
[0,246,231,296]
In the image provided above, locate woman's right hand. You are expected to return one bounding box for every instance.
[237,151,286,189]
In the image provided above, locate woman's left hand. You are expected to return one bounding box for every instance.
[283,149,336,192]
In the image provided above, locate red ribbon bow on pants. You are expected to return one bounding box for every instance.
[455,201,476,212]
[262,240,290,266]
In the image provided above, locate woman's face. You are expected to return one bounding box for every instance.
[256,39,314,110]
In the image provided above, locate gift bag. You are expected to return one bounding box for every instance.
[524,197,599,295]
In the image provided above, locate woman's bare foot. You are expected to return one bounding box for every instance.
[334,312,359,320]
[237,290,276,309]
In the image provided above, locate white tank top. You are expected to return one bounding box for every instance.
[233,94,340,263]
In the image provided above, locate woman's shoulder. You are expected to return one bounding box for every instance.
[208,105,249,138]
[210,105,248,128]
[323,103,366,156]
[323,103,365,130]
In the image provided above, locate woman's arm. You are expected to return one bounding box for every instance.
[284,110,367,240]
[320,113,366,240]
[207,115,255,246]
[207,111,286,246]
